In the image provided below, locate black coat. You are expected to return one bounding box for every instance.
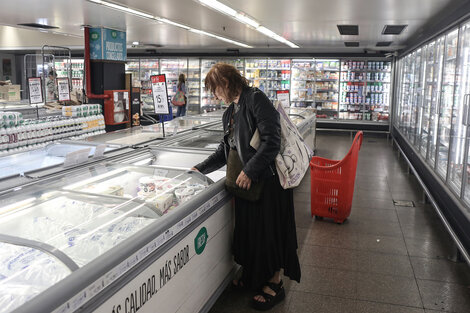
[194,87,281,182]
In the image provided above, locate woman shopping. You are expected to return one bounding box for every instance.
[192,63,301,311]
[173,73,187,117]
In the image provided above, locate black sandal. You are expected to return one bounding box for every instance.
[252,280,285,311]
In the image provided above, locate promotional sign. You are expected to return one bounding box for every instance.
[57,78,71,102]
[276,90,290,108]
[89,27,127,62]
[150,75,170,115]
[28,77,43,104]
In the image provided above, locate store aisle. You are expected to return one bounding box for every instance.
[209,132,470,313]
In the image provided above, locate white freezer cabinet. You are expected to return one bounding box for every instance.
[0,162,233,313]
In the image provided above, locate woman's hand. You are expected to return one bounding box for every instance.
[191,167,200,172]
[236,171,252,190]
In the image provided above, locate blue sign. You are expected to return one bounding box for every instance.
[89,27,127,62]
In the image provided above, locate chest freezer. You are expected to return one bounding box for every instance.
[0,161,233,313]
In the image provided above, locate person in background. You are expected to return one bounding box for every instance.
[175,73,187,117]
[191,63,301,311]
[46,70,58,101]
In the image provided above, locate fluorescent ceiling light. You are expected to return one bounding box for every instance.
[132,41,139,45]
[189,29,252,48]
[197,0,299,48]
[156,18,191,30]
[199,0,237,16]
[87,0,252,48]
[234,13,260,29]
[88,0,154,19]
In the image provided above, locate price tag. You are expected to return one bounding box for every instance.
[150,75,170,114]
[28,77,43,104]
[93,144,106,158]
[57,78,71,101]
[276,90,290,108]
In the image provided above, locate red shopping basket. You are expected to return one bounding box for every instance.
[310,131,363,224]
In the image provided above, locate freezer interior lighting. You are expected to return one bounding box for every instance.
[197,0,299,48]
[87,0,252,48]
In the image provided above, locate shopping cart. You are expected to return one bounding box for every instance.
[310,131,363,224]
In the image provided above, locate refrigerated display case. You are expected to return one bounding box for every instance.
[394,19,470,267]
[160,59,187,113]
[139,59,161,113]
[291,59,315,108]
[315,59,340,119]
[365,60,392,122]
[187,59,201,115]
[436,29,459,179]
[245,58,267,92]
[0,160,233,313]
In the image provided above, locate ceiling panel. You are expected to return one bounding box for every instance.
[0,0,463,52]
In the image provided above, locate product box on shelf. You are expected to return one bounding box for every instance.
[0,85,21,101]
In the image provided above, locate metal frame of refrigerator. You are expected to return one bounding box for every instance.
[394,20,470,265]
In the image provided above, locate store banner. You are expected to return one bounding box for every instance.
[276,90,290,108]
[89,27,127,62]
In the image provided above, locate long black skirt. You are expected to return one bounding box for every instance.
[232,174,301,290]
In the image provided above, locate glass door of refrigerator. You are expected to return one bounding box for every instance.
[413,49,426,146]
[419,42,437,158]
[245,58,267,91]
[315,59,340,119]
[448,23,470,197]
[125,59,140,89]
[139,58,160,113]
[266,59,291,102]
[340,60,367,121]
[187,59,201,115]
[408,52,418,141]
[427,36,445,167]
[365,60,391,122]
[291,59,315,109]
[455,22,470,204]
[160,59,188,115]
[436,29,459,179]
[398,55,413,135]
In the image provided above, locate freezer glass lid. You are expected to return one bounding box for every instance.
[0,142,117,180]
[61,163,213,216]
[0,242,71,312]
[165,130,223,149]
[83,126,163,145]
[286,107,316,117]
[0,190,157,310]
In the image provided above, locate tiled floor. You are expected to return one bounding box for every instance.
[209,132,470,313]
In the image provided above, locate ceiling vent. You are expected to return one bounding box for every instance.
[18,23,59,29]
[376,41,393,47]
[382,25,407,35]
[344,41,360,47]
[337,25,359,35]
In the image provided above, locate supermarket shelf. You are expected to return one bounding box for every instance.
[269,68,291,70]
[367,80,391,83]
[315,99,339,103]
[292,79,315,81]
[318,68,339,71]
[316,89,338,92]
[291,99,314,102]
[316,79,338,82]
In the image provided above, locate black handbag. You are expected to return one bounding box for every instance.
[225,149,264,202]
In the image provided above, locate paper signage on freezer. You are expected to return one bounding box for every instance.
[150,75,170,115]
[28,77,43,104]
[57,78,71,102]
[276,90,290,108]
[88,27,127,62]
